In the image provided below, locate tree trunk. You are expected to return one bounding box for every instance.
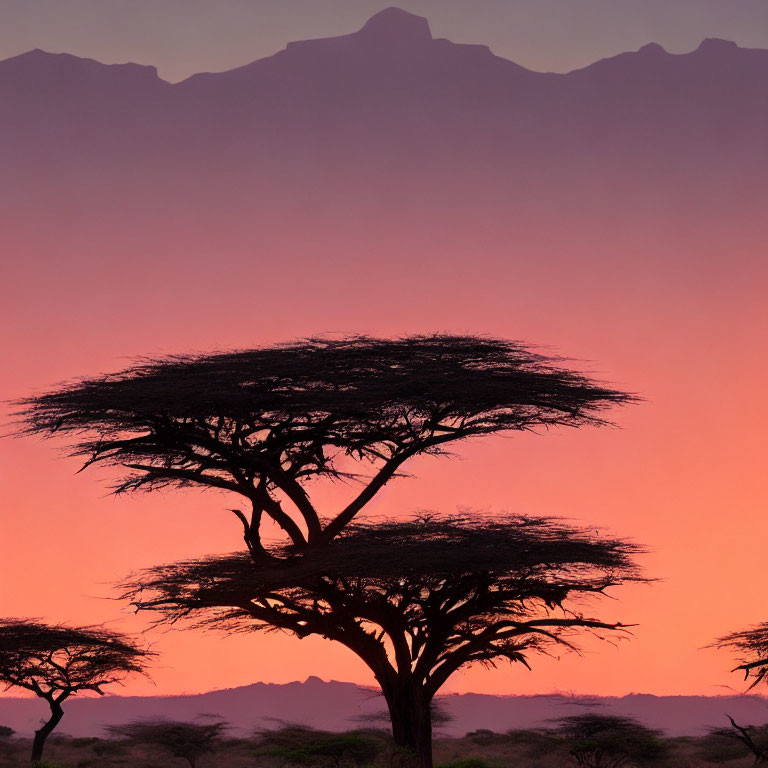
[383,680,434,768]
[30,700,64,763]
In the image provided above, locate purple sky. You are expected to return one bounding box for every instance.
[2,0,768,80]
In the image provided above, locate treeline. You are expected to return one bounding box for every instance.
[1,714,768,767]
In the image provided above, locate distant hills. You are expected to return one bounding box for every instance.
[1,677,767,738]
[1,5,766,191]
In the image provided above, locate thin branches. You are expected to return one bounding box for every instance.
[14,335,636,546]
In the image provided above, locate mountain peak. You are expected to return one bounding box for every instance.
[696,37,739,53]
[358,7,432,42]
[0,48,162,84]
[637,42,667,55]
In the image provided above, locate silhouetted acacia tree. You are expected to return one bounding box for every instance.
[15,335,634,553]
[548,713,669,767]
[0,619,152,763]
[703,718,768,764]
[119,515,643,768]
[107,718,226,768]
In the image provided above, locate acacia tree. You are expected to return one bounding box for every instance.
[0,619,152,763]
[15,335,633,553]
[15,335,638,767]
[107,718,226,768]
[547,713,669,767]
[120,515,643,768]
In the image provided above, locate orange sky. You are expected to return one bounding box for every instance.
[2,214,766,699]
[1,6,768,701]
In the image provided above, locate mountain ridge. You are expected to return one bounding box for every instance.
[0,5,763,87]
[1,678,767,738]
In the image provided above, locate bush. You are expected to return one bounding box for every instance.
[465,729,497,745]
[255,725,384,766]
[69,737,101,749]
[699,722,768,764]
[107,717,226,766]
[549,713,670,767]
[697,733,751,763]
[31,762,75,768]
[505,728,563,757]
[0,725,14,740]
[437,759,495,768]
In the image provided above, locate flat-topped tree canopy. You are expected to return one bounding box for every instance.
[15,335,635,548]
[0,619,151,699]
[120,514,644,698]
[0,619,153,762]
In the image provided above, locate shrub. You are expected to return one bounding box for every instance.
[69,737,101,749]
[255,725,384,766]
[504,729,563,759]
[30,762,74,768]
[107,717,226,767]
[549,713,670,767]
[465,729,497,745]
[699,722,768,764]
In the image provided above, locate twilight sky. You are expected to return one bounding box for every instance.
[1,0,768,704]
[2,0,768,80]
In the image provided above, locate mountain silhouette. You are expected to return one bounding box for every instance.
[1,679,767,738]
[2,7,765,189]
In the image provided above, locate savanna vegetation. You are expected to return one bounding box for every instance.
[2,718,768,767]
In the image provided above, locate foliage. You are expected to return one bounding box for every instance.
[503,729,563,759]
[715,623,768,689]
[107,717,226,767]
[0,619,152,699]
[254,725,384,766]
[16,334,637,768]
[436,760,495,768]
[548,713,669,767]
[0,619,152,763]
[0,725,13,739]
[120,514,642,700]
[15,334,634,549]
[702,718,768,763]
[465,729,497,745]
[29,762,74,768]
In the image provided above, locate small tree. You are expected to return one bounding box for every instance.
[703,718,768,764]
[254,724,384,766]
[107,718,226,768]
[0,619,152,763]
[15,335,634,553]
[16,335,637,767]
[121,514,643,767]
[548,713,669,768]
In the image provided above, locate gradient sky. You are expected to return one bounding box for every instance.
[1,0,767,704]
[2,0,768,80]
